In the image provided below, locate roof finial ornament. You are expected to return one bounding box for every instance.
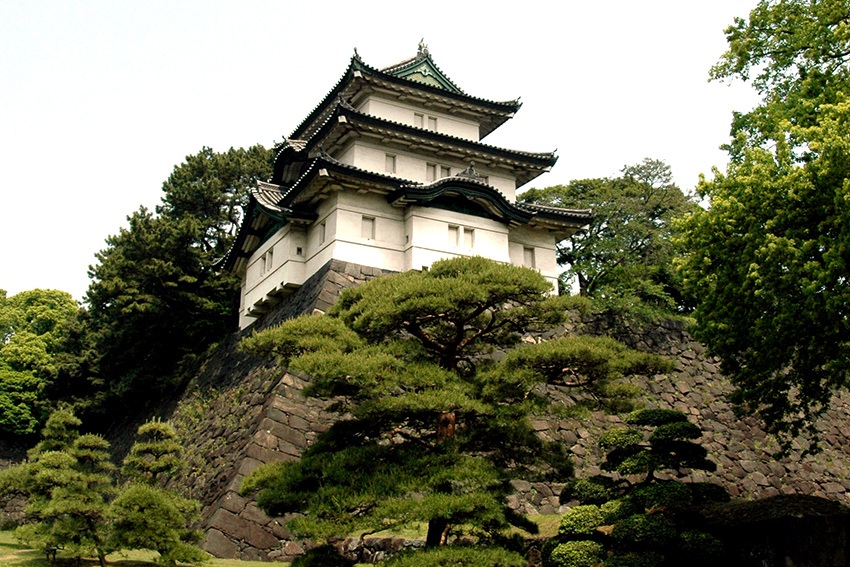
[337,95,356,111]
[353,47,362,61]
[457,161,481,179]
[418,38,429,57]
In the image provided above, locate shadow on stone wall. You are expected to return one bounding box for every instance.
[4,261,850,563]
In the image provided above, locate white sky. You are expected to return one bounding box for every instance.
[0,1,761,302]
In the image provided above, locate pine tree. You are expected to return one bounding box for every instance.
[240,257,670,560]
[110,419,206,566]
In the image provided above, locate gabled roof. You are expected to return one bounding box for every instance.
[290,44,521,142]
[273,101,556,188]
[381,40,465,94]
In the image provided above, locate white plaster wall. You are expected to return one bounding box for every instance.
[484,172,517,202]
[240,225,308,327]
[508,226,560,292]
[404,207,511,271]
[358,95,479,140]
[346,140,517,197]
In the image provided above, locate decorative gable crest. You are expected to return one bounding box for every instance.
[383,40,464,94]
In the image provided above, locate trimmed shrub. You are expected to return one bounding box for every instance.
[610,514,676,549]
[600,499,637,523]
[561,477,618,505]
[559,505,605,538]
[549,540,606,567]
[630,482,693,510]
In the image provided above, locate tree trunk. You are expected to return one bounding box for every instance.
[426,517,450,547]
[426,411,458,546]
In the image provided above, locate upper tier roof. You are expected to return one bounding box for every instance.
[271,100,557,188]
[290,43,522,142]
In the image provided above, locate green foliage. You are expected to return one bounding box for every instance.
[84,145,273,418]
[109,484,205,567]
[610,515,676,550]
[241,257,665,558]
[560,477,618,506]
[158,145,275,258]
[558,505,604,538]
[546,411,727,567]
[384,545,526,567]
[0,289,80,436]
[599,499,636,524]
[6,409,204,567]
[630,483,692,511]
[12,414,114,566]
[548,540,605,567]
[599,410,715,482]
[85,208,240,407]
[679,0,850,446]
[121,419,184,485]
[108,417,203,566]
[500,336,673,414]
[520,158,697,314]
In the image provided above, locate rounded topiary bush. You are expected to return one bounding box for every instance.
[559,505,605,538]
[631,481,692,510]
[561,476,618,505]
[603,552,664,567]
[610,514,676,550]
[600,498,637,523]
[549,540,606,567]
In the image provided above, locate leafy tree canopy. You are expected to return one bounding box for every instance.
[520,159,696,314]
[84,145,274,415]
[158,144,274,257]
[678,0,850,445]
[240,257,669,559]
[0,289,80,436]
[1,411,205,567]
[5,409,114,567]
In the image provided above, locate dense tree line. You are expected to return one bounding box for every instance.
[678,0,850,445]
[0,146,274,439]
[519,158,697,317]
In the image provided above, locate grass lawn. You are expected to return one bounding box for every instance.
[0,531,283,567]
[1,516,560,566]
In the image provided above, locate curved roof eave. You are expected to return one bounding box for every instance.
[283,102,557,187]
[389,177,533,225]
[289,53,522,142]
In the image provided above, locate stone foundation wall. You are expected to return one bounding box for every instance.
[4,261,850,562]
[164,267,850,562]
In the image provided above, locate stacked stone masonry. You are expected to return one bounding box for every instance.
[3,260,850,562]
[162,263,850,561]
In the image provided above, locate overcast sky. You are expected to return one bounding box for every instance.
[0,1,761,301]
